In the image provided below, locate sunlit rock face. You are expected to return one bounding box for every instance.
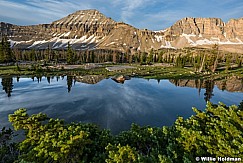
[165,17,243,52]
[167,17,225,38]
[1,10,243,53]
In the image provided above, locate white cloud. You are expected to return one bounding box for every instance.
[139,10,190,30]
[111,0,154,23]
[0,0,91,25]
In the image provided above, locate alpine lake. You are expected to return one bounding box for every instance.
[1,70,243,134]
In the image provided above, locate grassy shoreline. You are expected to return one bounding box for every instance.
[0,64,243,80]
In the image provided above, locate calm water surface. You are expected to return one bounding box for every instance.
[0,76,242,134]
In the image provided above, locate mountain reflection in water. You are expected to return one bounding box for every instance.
[0,76,243,134]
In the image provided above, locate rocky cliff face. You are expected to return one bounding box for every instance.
[166,17,243,52]
[1,9,243,53]
[167,17,225,38]
[225,18,243,40]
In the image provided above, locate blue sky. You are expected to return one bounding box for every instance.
[0,0,243,30]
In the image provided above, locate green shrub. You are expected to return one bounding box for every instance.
[7,101,243,162]
[0,127,19,163]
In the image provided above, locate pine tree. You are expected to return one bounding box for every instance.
[212,44,219,72]
[90,51,94,63]
[0,36,13,63]
[0,41,4,63]
[157,51,163,63]
[129,54,133,64]
[146,49,153,64]
[140,52,146,64]
[3,37,12,63]
[225,55,231,72]
[67,43,74,64]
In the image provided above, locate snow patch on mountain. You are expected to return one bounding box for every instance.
[181,33,196,44]
[181,33,243,46]
[154,35,164,42]
[154,29,167,33]
[24,34,101,49]
[160,41,174,49]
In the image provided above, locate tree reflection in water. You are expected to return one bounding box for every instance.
[204,80,214,102]
[67,76,73,93]
[1,76,243,98]
[1,77,13,97]
[170,79,215,102]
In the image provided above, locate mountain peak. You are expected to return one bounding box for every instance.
[72,9,101,16]
[75,9,99,13]
[52,9,115,25]
[1,9,243,53]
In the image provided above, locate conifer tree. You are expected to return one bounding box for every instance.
[0,41,4,63]
[146,49,153,64]
[67,42,74,64]
[0,36,13,63]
